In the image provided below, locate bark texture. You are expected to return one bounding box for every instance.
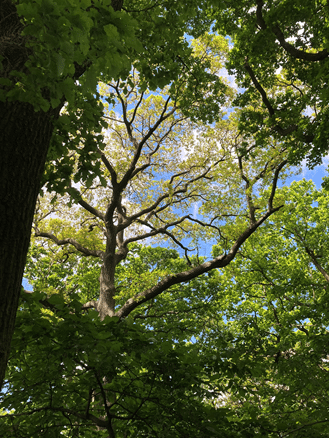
[0,0,55,389]
[0,99,60,389]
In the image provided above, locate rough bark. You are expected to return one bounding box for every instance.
[0,99,61,390]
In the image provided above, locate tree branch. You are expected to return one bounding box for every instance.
[268,160,288,209]
[68,183,105,220]
[34,230,105,259]
[116,205,283,320]
[82,300,98,310]
[244,62,275,116]
[0,405,109,428]
[283,420,329,437]
[96,147,118,188]
[123,216,191,247]
[272,24,329,62]
[256,0,328,61]
[243,62,313,140]
[290,227,329,282]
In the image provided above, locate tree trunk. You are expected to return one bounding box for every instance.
[0,99,61,389]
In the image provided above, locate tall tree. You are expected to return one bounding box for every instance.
[30,62,289,322]
[2,69,293,436]
[0,0,212,389]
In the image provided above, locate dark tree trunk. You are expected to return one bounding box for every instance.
[0,99,61,389]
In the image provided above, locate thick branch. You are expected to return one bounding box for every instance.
[116,206,283,320]
[96,147,118,188]
[34,230,105,259]
[256,0,328,61]
[244,62,275,116]
[78,198,105,221]
[236,147,257,225]
[68,184,105,220]
[272,25,329,62]
[268,160,287,209]
[243,63,313,140]
[82,300,98,310]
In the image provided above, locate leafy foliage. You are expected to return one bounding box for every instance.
[1,113,328,437]
[0,1,328,437]
[211,0,329,168]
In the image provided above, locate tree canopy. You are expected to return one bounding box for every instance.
[0,1,328,436]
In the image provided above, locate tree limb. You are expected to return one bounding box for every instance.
[34,230,105,259]
[256,0,328,61]
[116,205,283,320]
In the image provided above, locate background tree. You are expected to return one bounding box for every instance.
[200,179,329,437]
[30,60,290,323]
[0,46,300,435]
[0,0,328,408]
[0,1,328,434]
[211,0,329,167]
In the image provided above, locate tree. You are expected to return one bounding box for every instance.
[31,61,289,322]
[0,46,294,436]
[200,179,329,437]
[0,0,327,399]
[212,0,329,168]
[0,0,213,389]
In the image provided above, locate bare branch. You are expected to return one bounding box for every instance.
[119,102,177,190]
[34,230,105,259]
[187,215,222,237]
[124,216,192,248]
